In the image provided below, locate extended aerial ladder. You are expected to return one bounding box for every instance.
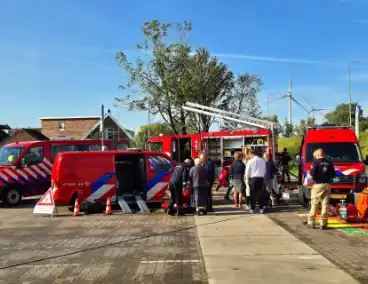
[182,102,281,161]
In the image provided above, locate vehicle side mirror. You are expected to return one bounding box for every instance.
[20,158,26,168]
[365,155,368,166]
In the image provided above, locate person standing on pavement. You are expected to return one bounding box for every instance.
[245,149,267,214]
[167,159,192,216]
[200,152,216,212]
[281,147,291,183]
[189,158,209,215]
[242,148,251,209]
[230,152,246,208]
[264,152,277,207]
[306,148,336,230]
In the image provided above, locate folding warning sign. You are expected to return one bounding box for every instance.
[33,188,57,216]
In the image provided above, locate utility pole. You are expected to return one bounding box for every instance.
[147,111,151,138]
[101,104,104,151]
[287,70,294,126]
[265,92,279,116]
[348,60,368,128]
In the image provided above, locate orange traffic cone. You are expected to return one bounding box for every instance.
[73,198,80,216]
[105,197,112,215]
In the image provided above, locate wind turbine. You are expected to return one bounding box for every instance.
[302,94,331,122]
[268,71,308,125]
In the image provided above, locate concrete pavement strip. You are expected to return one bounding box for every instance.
[195,205,359,284]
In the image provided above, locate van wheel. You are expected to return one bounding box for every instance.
[2,188,22,206]
[299,188,309,208]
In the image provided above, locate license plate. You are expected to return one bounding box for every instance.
[330,194,347,199]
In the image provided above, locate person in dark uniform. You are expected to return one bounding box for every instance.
[200,152,216,212]
[306,148,336,230]
[167,159,192,216]
[281,147,291,183]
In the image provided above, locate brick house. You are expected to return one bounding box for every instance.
[81,114,135,149]
[40,114,135,148]
[40,116,100,140]
[0,128,49,148]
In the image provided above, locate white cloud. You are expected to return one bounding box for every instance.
[353,20,368,24]
[211,53,345,66]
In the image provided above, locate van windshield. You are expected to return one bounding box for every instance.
[306,142,362,163]
[0,146,26,166]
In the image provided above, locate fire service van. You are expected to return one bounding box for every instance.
[0,139,127,206]
[297,125,368,207]
[51,151,174,208]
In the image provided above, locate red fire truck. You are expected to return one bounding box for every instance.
[147,102,281,165]
[148,129,274,164]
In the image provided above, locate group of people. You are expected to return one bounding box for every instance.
[168,145,338,229]
[168,147,281,216]
[223,148,278,214]
[167,152,216,216]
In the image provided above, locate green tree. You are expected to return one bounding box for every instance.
[115,20,233,135]
[295,117,316,136]
[220,74,263,130]
[295,119,306,136]
[283,118,294,137]
[361,118,368,132]
[325,103,362,126]
[262,115,279,123]
[135,123,174,149]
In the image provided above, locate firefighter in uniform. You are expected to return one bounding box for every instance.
[307,148,336,230]
[167,159,192,216]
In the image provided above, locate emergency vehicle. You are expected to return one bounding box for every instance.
[148,102,281,166]
[51,151,174,210]
[297,125,368,207]
[0,139,128,206]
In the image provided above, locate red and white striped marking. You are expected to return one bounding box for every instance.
[0,158,53,184]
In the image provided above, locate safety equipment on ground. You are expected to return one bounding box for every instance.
[105,197,112,215]
[357,187,368,220]
[73,198,80,216]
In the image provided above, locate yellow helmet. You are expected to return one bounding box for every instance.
[8,155,15,163]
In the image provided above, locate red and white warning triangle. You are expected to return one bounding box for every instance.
[33,188,56,215]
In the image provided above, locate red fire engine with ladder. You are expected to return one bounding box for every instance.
[147,102,281,167]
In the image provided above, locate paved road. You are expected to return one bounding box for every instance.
[268,201,368,284]
[0,202,208,284]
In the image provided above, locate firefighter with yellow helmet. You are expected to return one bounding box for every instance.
[8,154,16,164]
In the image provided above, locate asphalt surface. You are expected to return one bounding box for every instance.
[0,200,208,284]
[2,193,368,283]
[267,201,368,284]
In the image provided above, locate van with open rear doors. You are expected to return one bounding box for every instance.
[51,150,174,208]
[297,125,368,207]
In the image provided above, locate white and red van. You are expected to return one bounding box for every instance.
[297,125,368,207]
[0,139,124,206]
[51,151,174,206]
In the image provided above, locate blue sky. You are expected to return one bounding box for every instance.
[1,0,368,132]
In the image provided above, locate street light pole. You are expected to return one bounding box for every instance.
[348,60,368,128]
[265,92,279,116]
[147,111,151,138]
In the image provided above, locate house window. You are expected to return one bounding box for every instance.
[106,128,115,140]
[58,120,65,131]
